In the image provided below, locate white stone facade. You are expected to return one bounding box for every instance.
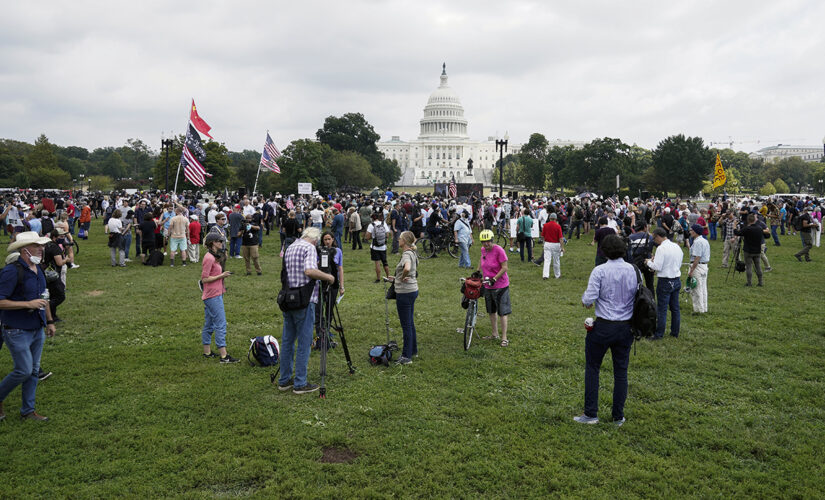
[749,144,825,163]
[378,65,522,187]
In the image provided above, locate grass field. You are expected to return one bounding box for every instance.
[1,224,823,498]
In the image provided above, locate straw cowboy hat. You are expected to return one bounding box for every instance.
[8,231,50,253]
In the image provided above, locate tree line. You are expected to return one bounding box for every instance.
[502,133,825,197]
[3,116,823,196]
[0,112,402,193]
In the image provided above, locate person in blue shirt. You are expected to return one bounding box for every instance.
[0,232,57,422]
[453,210,473,268]
[575,234,637,427]
[330,208,345,251]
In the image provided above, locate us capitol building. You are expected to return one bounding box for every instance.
[378,64,583,187]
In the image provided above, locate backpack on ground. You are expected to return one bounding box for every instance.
[369,344,394,366]
[631,265,656,340]
[247,335,280,367]
[147,249,164,267]
[372,221,387,247]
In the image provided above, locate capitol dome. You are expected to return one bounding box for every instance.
[418,63,469,140]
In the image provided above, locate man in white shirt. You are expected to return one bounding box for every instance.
[687,224,710,314]
[645,228,683,339]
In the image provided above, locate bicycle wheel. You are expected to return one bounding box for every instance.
[418,237,436,259]
[447,241,459,258]
[463,299,477,350]
[496,229,508,247]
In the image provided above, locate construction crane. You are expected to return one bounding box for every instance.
[708,137,807,149]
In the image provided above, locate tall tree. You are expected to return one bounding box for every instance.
[328,150,380,188]
[561,137,632,194]
[24,134,59,171]
[519,133,549,192]
[24,134,71,188]
[316,112,400,186]
[270,139,336,194]
[651,134,714,196]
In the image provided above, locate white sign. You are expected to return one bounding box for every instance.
[531,221,539,239]
[298,183,312,194]
[509,219,518,238]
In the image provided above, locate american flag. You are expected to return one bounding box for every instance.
[260,132,281,173]
[448,177,457,199]
[181,145,209,187]
[285,197,294,210]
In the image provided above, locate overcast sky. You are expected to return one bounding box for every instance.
[2,0,824,155]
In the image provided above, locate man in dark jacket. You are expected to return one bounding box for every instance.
[735,213,770,286]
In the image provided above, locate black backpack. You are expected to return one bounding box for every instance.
[631,265,656,340]
[147,249,164,267]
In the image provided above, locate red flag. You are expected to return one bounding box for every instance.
[189,99,212,138]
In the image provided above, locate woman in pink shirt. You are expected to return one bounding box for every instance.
[477,229,512,347]
[201,233,238,363]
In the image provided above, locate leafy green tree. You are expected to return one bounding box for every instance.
[24,134,59,171]
[764,156,810,189]
[328,151,380,188]
[759,182,777,196]
[269,139,336,194]
[519,133,549,192]
[773,178,789,193]
[89,175,114,191]
[118,139,155,179]
[101,151,128,179]
[561,137,632,194]
[651,134,714,197]
[546,145,575,190]
[316,112,400,186]
[812,165,825,194]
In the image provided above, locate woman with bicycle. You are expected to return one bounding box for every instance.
[387,231,418,365]
[477,229,511,347]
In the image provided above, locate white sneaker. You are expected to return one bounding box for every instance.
[573,414,599,424]
[124,258,132,262]
[235,255,243,259]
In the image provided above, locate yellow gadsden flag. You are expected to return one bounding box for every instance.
[712,153,726,189]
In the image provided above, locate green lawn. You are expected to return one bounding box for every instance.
[1,226,823,498]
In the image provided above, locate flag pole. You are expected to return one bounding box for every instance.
[173,149,182,193]
[252,130,268,196]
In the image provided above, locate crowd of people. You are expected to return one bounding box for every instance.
[0,187,820,419]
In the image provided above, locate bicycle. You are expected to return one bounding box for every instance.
[494,220,511,247]
[417,228,458,259]
[457,276,491,351]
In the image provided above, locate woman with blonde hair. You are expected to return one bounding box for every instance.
[387,231,419,365]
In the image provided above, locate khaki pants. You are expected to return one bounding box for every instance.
[242,245,261,273]
[722,237,737,267]
[188,242,200,263]
[690,263,708,313]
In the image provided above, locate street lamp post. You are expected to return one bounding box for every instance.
[495,133,509,198]
[161,138,174,192]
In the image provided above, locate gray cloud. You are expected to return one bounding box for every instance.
[1,0,824,155]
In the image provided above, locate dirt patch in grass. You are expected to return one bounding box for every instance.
[86,290,104,296]
[320,446,358,463]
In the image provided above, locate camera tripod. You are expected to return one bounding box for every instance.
[316,282,355,399]
[725,236,744,282]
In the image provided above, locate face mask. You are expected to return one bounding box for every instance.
[26,249,42,265]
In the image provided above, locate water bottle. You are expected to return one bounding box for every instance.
[40,289,50,310]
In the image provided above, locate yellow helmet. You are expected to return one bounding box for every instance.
[479,229,494,242]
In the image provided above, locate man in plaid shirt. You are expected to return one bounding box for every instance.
[277,227,335,394]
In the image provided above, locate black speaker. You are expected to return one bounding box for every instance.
[238,187,246,198]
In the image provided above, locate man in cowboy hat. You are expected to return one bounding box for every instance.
[0,231,56,422]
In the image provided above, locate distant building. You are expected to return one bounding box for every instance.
[749,144,824,163]
[377,64,584,187]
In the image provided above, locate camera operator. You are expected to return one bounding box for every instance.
[313,231,344,350]
[276,227,335,395]
[720,211,738,268]
[794,205,818,262]
[735,213,769,287]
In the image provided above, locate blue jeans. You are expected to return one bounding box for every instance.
[584,320,632,420]
[519,237,533,261]
[121,231,132,259]
[0,327,45,415]
[396,291,418,359]
[708,222,717,240]
[334,232,343,251]
[202,295,227,348]
[655,277,681,337]
[68,217,76,235]
[567,220,583,239]
[458,240,471,268]
[229,236,242,257]
[280,302,316,387]
[770,225,780,245]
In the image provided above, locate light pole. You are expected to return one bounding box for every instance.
[161,138,174,192]
[818,179,823,195]
[495,133,509,198]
